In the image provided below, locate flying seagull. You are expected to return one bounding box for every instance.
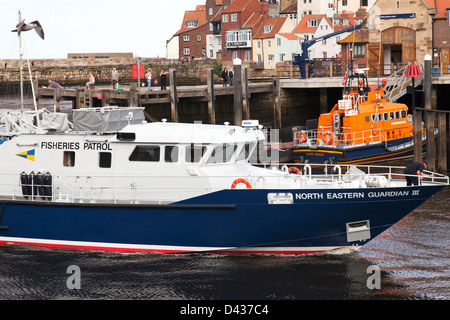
[12,19,45,40]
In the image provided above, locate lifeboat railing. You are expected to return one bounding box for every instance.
[294,127,388,147]
[1,165,448,204]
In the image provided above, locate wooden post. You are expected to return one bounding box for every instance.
[242,66,250,120]
[273,75,281,129]
[233,60,243,126]
[424,54,432,110]
[425,111,436,171]
[169,69,178,122]
[53,87,61,112]
[413,108,422,162]
[207,68,216,124]
[437,112,447,172]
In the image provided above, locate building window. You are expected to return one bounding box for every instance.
[186,20,198,28]
[209,23,213,31]
[197,35,201,42]
[277,38,281,46]
[361,0,368,6]
[183,35,190,42]
[308,19,319,28]
[342,0,348,5]
[257,41,261,48]
[184,48,190,56]
[231,14,237,22]
[268,55,274,61]
[264,25,273,33]
[279,53,285,62]
[209,8,213,15]
[245,50,250,61]
[233,51,238,59]
[223,15,228,23]
[354,45,365,57]
[268,40,271,48]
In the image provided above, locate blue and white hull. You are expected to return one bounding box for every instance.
[0,185,444,255]
[0,109,447,255]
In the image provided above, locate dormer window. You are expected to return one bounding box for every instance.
[264,25,273,33]
[308,19,319,28]
[186,20,198,28]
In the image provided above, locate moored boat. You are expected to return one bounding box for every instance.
[292,70,426,165]
[0,107,447,255]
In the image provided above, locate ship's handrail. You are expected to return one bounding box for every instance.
[294,127,388,147]
[0,164,447,204]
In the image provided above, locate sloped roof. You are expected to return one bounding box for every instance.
[293,14,326,33]
[174,7,207,36]
[223,0,254,13]
[279,33,303,40]
[254,17,288,39]
[338,29,369,44]
[281,2,297,14]
[243,12,265,33]
[433,0,450,18]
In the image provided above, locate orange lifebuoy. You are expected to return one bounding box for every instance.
[323,131,332,144]
[288,167,301,175]
[231,178,252,189]
[297,131,307,143]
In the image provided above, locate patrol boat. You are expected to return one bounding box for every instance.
[0,107,447,255]
[292,70,426,165]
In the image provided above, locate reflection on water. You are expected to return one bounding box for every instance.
[1,184,448,302]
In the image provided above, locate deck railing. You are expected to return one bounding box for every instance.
[0,164,447,204]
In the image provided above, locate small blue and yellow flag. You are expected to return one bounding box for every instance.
[16,149,35,161]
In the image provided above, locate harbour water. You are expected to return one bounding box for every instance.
[0,97,448,307]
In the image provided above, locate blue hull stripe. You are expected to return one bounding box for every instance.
[0,185,445,254]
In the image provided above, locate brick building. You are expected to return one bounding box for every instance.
[431,0,450,69]
[221,0,269,62]
[170,5,208,60]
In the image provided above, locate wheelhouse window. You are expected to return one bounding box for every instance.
[207,144,237,164]
[401,109,407,118]
[237,142,254,161]
[185,144,207,163]
[63,151,75,167]
[164,146,179,163]
[99,152,112,168]
[129,145,160,162]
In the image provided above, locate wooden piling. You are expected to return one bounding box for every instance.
[242,67,250,120]
[169,69,178,122]
[207,68,216,124]
[273,75,281,129]
[413,108,422,162]
[233,64,243,126]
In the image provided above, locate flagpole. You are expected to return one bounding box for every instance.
[18,11,24,115]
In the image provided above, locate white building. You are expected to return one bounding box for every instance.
[275,33,303,63]
[166,36,180,59]
[298,0,376,18]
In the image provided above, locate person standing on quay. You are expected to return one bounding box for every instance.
[229,68,234,86]
[111,68,119,89]
[221,67,228,87]
[146,68,152,91]
[160,68,168,90]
